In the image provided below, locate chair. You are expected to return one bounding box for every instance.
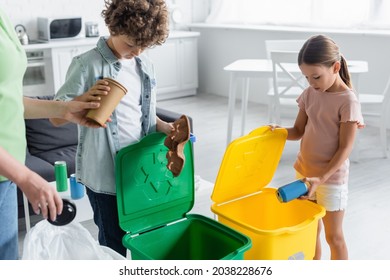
[223,39,305,145]
[359,76,390,158]
[265,40,305,59]
[264,40,305,123]
[269,50,306,124]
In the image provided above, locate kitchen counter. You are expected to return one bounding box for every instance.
[22,30,200,101]
[167,30,200,39]
[23,37,99,51]
[22,30,200,51]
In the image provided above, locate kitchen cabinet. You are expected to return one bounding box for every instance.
[23,31,199,100]
[51,44,96,92]
[22,37,99,96]
[147,32,199,100]
[22,49,55,97]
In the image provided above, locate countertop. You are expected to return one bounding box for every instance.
[23,30,200,51]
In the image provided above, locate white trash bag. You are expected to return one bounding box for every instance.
[22,220,125,260]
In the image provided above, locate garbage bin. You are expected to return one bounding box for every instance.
[22,220,125,260]
[115,132,251,260]
[211,126,326,260]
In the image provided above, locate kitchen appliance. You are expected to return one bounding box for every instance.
[15,24,29,45]
[22,49,54,97]
[38,17,82,41]
[85,22,99,37]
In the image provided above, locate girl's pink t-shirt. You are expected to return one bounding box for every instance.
[294,87,364,184]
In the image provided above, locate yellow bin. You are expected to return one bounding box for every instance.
[211,126,326,260]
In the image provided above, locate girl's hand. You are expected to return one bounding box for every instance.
[74,79,110,102]
[300,177,321,200]
[268,124,282,131]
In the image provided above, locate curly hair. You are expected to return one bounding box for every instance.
[102,0,169,48]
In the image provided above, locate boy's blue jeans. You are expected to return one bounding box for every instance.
[86,188,127,257]
[0,181,18,260]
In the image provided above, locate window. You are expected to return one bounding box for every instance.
[205,0,390,29]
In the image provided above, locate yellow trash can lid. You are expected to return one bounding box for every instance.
[212,126,287,204]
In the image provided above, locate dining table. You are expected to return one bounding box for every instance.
[223,58,369,146]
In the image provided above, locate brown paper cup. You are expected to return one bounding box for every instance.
[86,78,127,126]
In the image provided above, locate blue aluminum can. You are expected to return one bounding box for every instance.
[69,174,85,200]
[276,179,308,203]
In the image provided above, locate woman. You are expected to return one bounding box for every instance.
[0,7,102,260]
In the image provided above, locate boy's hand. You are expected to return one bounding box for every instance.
[159,121,175,136]
[74,79,110,102]
[55,79,113,128]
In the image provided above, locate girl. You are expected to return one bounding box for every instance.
[272,34,364,259]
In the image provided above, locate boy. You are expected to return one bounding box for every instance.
[52,0,172,256]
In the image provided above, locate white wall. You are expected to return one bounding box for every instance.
[5,0,387,104]
[1,0,108,39]
[1,0,206,39]
[190,25,390,104]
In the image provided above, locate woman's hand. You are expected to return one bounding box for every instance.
[16,169,63,221]
[62,100,111,128]
[52,80,113,128]
[0,146,62,221]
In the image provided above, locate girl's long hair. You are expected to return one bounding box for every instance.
[298,35,352,89]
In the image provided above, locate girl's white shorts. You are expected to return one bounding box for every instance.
[296,173,348,211]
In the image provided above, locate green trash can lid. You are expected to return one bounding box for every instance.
[115,132,195,235]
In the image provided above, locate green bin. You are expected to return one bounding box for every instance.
[115,132,251,260]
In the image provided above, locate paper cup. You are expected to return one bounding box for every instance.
[86,78,127,126]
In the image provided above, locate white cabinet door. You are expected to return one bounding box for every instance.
[148,36,198,100]
[51,45,94,92]
[180,37,198,91]
[147,40,181,95]
[49,32,199,100]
